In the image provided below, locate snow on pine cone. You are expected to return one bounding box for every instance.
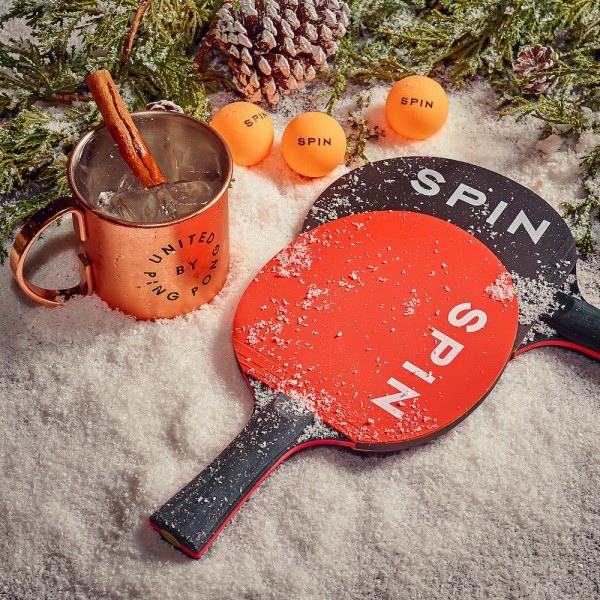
[146,100,185,113]
[214,0,350,105]
[512,45,558,94]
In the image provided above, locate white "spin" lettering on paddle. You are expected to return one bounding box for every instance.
[410,167,551,245]
[370,302,486,420]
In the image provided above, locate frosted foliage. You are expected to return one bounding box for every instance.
[1,71,599,600]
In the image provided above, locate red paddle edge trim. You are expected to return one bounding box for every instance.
[149,437,355,559]
[514,339,600,361]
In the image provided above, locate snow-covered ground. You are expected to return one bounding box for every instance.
[1,9,598,598]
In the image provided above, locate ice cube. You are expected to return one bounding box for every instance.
[94,170,176,222]
[161,139,186,181]
[114,185,178,222]
[177,146,222,183]
[80,163,107,201]
[93,155,220,223]
[163,180,215,217]
[116,170,141,194]
[96,190,115,212]
[93,189,136,221]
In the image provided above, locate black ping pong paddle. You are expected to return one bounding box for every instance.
[150,211,518,558]
[303,157,600,360]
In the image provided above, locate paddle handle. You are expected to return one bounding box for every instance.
[544,292,600,355]
[150,394,315,558]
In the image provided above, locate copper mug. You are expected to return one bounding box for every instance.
[10,112,232,320]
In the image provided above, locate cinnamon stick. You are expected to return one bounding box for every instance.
[86,69,166,189]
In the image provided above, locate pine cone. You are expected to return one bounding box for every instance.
[214,0,350,105]
[146,100,185,113]
[512,45,558,94]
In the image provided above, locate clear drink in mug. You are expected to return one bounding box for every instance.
[84,130,226,223]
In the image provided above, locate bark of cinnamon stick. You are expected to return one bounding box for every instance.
[86,69,166,189]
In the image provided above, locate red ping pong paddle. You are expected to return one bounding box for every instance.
[150,211,518,558]
[303,157,600,360]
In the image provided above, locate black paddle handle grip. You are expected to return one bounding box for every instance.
[544,292,600,355]
[150,394,315,558]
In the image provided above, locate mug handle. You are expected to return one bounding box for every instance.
[10,196,94,306]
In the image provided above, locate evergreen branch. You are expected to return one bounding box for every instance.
[323,37,353,114]
[582,146,600,175]
[125,40,214,118]
[119,0,155,75]
[347,51,413,82]
[563,189,599,255]
[0,40,87,110]
[548,58,600,83]
[498,92,586,133]
[345,109,385,166]
[0,1,133,55]
[560,145,600,255]
[145,0,219,55]
[0,104,100,263]
[0,104,100,194]
[325,37,412,113]
[116,0,223,110]
[552,0,600,44]
[379,2,502,76]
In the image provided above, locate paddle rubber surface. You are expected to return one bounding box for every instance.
[233,211,518,446]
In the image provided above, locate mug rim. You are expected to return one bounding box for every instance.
[67,111,233,228]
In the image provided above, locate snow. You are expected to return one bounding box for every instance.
[1,33,599,600]
[485,271,516,304]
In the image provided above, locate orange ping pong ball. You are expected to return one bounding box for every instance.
[281,112,346,178]
[385,75,449,140]
[210,101,274,166]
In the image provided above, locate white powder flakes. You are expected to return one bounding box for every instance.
[402,291,421,316]
[510,271,563,324]
[273,237,313,277]
[485,271,516,303]
[301,284,330,310]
